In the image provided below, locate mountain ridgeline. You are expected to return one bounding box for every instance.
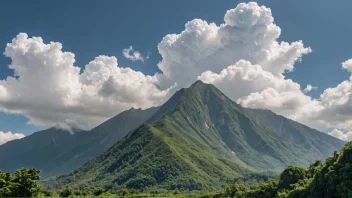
[0,107,159,178]
[43,80,345,192]
[246,108,343,163]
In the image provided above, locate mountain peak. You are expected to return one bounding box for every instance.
[189,80,208,89]
[46,81,346,193]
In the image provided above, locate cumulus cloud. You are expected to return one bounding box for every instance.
[174,2,352,134]
[311,75,352,131]
[328,129,352,142]
[239,88,314,117]
[5,2,350,134]
[198,60,301,102]
[0,131,25,145]
[342,59,352,72]
[157,2,311,89]
[0,2,313,131]
[265,58,352,132]
[197,60,320,127]
[122,46,145,62]
[0,33,171,130]
[314,60,352,132]
[303,84,318,93]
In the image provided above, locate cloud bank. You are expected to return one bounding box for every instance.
[1,2,352,142]
[0,131,25,145]
[0,34,171,129]
[157,2,311,89]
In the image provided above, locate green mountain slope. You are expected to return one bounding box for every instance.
[0,107,158,178]
[160,81,344,171]
[214,141,352,198]
[46,81,345,192]
[46,122,253,192]
[0,127,84,175]
[246,108,344,163]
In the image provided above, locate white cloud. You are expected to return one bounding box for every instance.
[342,59,352,72]
[174,2,352,134]
[0,2,312,131]
[328,129,352,142]
[238,88,323,127]
[269,59,352,132]
[157,2,311,89]
[0,131,25,145]
[0,33,172,130]
[311,60,352,133]
[239,58,352,133]
[122,46,145,62]
[310,75,352,131]
[4,2,352,135]
[198,61,321,127]
[198,60,301,102]
[303,84,317,93]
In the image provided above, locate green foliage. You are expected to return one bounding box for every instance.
[224,184,247,198]
[42,81,345,193]
[59,186,74,197]
[58,185,92,197]
[209,141,352,198]
[0,107,159,179]
[307,160,323,177]
[2,81,347,197]
[94,187,105,196]
[0,168,48,197]
[2,142,352,198]
[277,166,307,190]
[304,142,352,198]
[44,81,261,192]
[246,108,345,171]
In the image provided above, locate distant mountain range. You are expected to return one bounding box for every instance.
[0,107,158,178]
[33,80,344,192]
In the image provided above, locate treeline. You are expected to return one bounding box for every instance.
[0,168,190,197]
[0,168,108,197]
[207,141,352,198]
[1,142,351,197]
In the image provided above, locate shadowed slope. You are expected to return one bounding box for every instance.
[46,81,345,192]
[0,107,158,178]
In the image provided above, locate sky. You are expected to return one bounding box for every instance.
[1,0,352,144]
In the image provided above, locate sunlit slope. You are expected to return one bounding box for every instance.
[47,81,344,192]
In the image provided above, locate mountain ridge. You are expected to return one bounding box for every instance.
[45,80,345,192]
[0,107,159,178]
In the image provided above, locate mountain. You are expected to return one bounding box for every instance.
[0,127,85,176]
[45,80,345,192]
[246,108,344,162]
[213,141,352,198]
[0,107,158,178]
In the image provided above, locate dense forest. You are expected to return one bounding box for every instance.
[1,141,351,198]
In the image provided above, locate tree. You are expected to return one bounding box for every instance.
[224,184,247,198]
[0,168,43,197]
[11,168,41,197]
[93,187,104,196]
[277,165,307,190]
[59,186,74,197]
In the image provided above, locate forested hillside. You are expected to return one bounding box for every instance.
[43,81,345,193]
[0,107,158,178]
[1,141,351,197]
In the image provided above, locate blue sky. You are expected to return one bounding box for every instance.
[1,0,352,138]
